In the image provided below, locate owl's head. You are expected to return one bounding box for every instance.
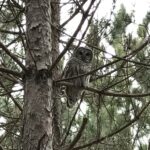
[73,47,93,63]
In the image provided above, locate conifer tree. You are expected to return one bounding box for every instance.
[0,1,150,150]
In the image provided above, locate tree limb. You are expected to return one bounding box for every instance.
[0,67,22,78]
[57,81,150,98]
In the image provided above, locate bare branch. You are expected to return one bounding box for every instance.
[0,0,5,11]
[0,88,23,96]
[58,82,150,98]
[0,67,22,78]
[0,72,19,83]
[77,0,102,47]
[0,29,21,35]
[65,117,88,150]
[61,92,85,146]
[60,0,87,28]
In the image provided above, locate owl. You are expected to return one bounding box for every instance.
[62,46,93,108]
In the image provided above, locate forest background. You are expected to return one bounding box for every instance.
[0,0,150,150]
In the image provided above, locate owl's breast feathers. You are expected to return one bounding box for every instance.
[62,57,91,82]
[71,57,91,72]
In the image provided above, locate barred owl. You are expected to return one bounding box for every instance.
[62,47,93,108]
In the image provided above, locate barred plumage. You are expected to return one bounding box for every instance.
[62,47,93,108]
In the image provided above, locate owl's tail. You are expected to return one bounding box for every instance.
[65,87,83,108]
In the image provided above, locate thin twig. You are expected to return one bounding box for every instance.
[60,0,87,28]
[77,0,102,47]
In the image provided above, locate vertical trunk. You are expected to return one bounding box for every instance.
[51,0,61,149]
[23,0,55,149]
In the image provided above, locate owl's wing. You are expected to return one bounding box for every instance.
[62,59,76,79]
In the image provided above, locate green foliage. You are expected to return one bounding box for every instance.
[112,5,131,39]
[0,1,150,150]
[111,4,132,56]
[137,12,150,38]
[0,1,24,149]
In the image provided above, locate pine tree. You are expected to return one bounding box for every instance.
[0,1,150,150]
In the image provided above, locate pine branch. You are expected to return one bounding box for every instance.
[0,41,26,71]
[72,100,150,150]
[0,80,23,111]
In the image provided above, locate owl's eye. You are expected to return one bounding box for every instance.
[79,51,83,55]
[86,52,90,56]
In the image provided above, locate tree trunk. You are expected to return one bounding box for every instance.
[22,0,60,149]
[51,0,61,149]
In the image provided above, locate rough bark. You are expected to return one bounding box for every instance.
[23,0,54,149]
[51,0,61,149]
